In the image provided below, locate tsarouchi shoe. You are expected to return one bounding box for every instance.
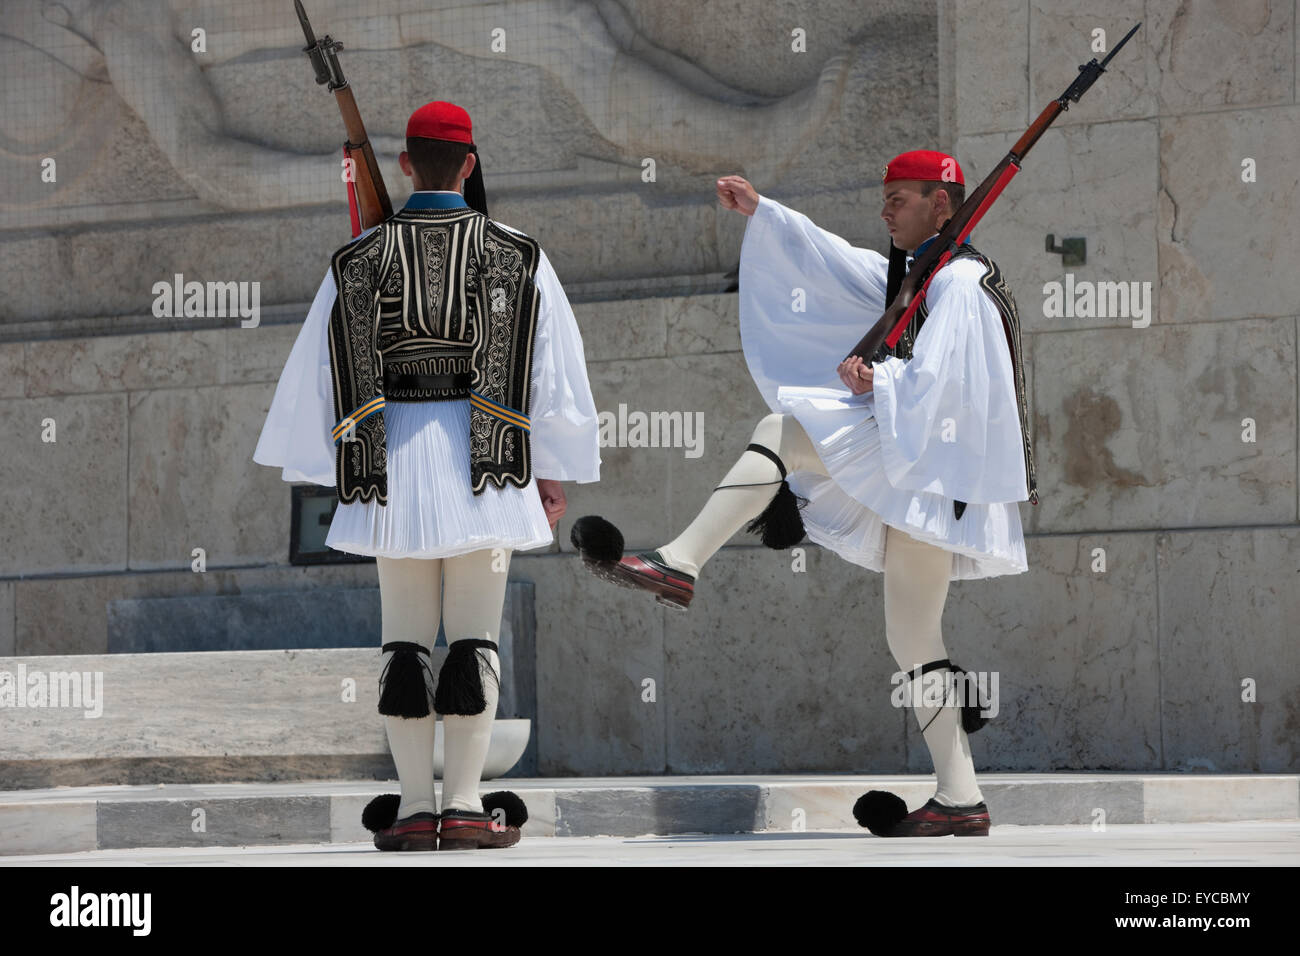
[880,798,990,837]
[570,516,695,610]
[373,811,440,851]
[437,808,522,850]
[586,550,695,610]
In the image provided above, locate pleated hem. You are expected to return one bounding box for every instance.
[324,533,555,561]
[779,391,1029,581]
[324,398,555,560]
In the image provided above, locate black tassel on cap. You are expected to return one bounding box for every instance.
[378,641,435,718]
[735,442,808,549]
[434,638,500,716]
[885,239,908,309]
[464,146,488,216]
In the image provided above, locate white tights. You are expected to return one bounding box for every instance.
[660,412,983,806]
[376,548,508,818]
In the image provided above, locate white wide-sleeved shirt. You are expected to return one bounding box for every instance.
[736,195,1028,579]
[253,223,602,490]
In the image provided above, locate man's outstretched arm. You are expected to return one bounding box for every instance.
[721,174,890,405]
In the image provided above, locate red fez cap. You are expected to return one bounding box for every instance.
[406,101,474,145]
[881,149,963,186]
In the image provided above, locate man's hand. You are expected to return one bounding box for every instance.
[837,355,874,395]
[717,175,759,216]
[536,478,566,530]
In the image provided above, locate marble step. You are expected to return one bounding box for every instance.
[1,774,1295,856]
[0,649,530,788]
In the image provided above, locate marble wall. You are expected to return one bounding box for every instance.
[0,0,1296,774]
[0,0,929,327]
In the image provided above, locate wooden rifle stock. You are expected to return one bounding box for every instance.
[294,0,393,233]
[334,85,393,231]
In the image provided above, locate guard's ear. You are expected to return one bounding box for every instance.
[398,151,413,177]
[942,186,959,218]
[933,187,955,226]
[460,150,477,182]
[932,186,948,215]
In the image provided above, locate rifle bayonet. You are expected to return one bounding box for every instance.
[292,0,393,230]
[295,0,347,90]
[1060,21,1141,108]
[846,23,1142,363]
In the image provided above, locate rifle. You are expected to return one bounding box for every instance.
[294,0,393,235]
[846,22,1142,361]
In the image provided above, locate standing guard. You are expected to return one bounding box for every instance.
[255,99,601,851]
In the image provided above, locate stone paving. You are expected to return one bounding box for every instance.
[5,822,1296,867]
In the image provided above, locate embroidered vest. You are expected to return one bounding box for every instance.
[874,243,1039,507]
[326,206,542,504]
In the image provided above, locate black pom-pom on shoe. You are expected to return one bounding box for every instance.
[570,515,625,563]
[852,790,908,836]
[362,793,401,833]
[481,790,529,828]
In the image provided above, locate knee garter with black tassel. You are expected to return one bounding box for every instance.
[903,658,989,735]
[377,641,436,718]
[434,638,501,716]
[716,442,809,549]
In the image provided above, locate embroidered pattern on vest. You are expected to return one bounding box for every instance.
[326,207,541,504]
[328,229,388,504]
[469,224,541,492]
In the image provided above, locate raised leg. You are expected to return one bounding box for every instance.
[657,412,827,577]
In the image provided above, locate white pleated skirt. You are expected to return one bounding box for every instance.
[325,398,555,560]
[777,388,1028,581]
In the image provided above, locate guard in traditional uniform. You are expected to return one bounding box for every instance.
[255,101,601,850]
[573,150,1035,837]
